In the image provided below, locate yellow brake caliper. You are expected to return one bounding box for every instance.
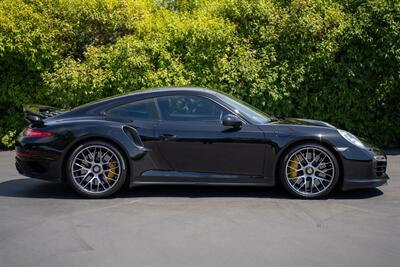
[289,155,300,179]
[107,161,117,181]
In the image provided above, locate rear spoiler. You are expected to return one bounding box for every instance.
[23,104,66,126]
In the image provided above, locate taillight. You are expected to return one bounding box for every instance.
[23,128,54,138]
[16,151,32,158]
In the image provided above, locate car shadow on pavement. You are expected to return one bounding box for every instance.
[0,178,384,200]
[0,178,80,199]
[116,184,384,200]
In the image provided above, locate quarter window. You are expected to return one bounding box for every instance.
[157,95,231,122]
[107,99,158,120]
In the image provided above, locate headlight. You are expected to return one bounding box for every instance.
[338,129,365,148]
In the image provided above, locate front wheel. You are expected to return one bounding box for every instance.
[279,143,339,198]
[67,141,127,198]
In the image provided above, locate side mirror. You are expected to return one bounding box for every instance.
[222,114,243,128]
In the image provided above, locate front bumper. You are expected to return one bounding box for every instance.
[342,154,389,191]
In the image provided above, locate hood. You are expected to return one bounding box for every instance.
[270,117,336,128]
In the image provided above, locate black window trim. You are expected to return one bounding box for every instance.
[154,94,249,124]
[103,93,251,125]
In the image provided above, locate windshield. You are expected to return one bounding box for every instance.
[216,92,271,124]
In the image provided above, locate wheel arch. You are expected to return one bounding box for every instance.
[273,139,343,187]
[61,135,131,185]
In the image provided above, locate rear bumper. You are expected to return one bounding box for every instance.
[15,135,64,182]
[15,156,61,181]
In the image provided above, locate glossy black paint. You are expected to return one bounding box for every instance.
[16,88,389,191]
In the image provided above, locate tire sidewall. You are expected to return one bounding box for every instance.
[279,143,339,199]
[67,141,127,198]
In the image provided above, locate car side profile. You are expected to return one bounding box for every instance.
[15,87,389,198]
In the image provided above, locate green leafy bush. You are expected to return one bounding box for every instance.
[0,0,399,148]
[1,130,16,149]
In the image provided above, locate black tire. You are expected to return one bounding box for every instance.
[67,141,128,198]
[279,143,339,199]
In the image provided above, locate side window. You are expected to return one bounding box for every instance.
[157,95,231,122]
[107,99,158,120]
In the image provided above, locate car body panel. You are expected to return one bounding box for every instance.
[15,87,389,192]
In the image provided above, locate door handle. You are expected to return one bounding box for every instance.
[159,133,177,141]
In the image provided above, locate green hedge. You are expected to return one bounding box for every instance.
[0,0,399,148]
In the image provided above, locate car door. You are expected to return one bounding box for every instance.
[154,94,266,178]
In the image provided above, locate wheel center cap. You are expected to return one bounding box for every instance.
[93,165,101,173]
[306,167,314,175]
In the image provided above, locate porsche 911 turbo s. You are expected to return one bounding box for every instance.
[15,87,389,198]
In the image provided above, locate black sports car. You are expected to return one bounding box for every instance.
[15,87,389,198]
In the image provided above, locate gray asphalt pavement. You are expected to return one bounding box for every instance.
[0,151,399,267]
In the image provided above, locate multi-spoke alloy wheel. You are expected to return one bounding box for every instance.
[280,144,339,198]
[67,141,127,198]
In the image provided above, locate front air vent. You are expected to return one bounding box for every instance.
[375,157,387,177]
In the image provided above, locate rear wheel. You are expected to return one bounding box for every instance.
[279,143,339,198]
[67,141,127,198]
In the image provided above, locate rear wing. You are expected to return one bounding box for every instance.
[23,104,66,126]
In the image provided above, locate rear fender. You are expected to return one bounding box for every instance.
[62,124,147,160]
[55,121,149,181]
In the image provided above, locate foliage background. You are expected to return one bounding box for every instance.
[0,0,399,148]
